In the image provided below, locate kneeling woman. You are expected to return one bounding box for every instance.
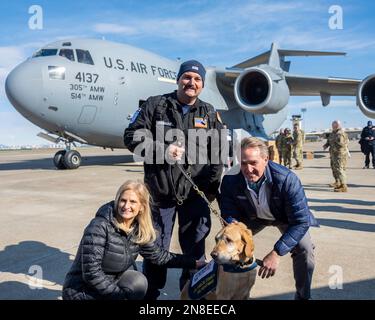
[63,180,199,300]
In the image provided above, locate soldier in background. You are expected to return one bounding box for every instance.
[282,128,293,169]
[323,120,349,192]
[275,128,284,165]
[292,124,304,170]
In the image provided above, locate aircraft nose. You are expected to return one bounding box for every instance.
[5,61,43,118]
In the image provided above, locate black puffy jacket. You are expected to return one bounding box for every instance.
[62,201,195,300]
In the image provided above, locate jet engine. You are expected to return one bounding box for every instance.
[234,67,289,114]
[357,74,375,118]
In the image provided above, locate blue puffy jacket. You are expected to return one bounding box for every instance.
[220,161,319,256]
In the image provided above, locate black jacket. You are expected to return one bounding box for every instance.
[361,126,375,147]
[124,91,224,207]
[62,202,195,300]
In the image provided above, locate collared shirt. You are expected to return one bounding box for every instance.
[181,104,190,115]
[244,174,275,221]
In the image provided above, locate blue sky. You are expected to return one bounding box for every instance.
[0,0,374,145]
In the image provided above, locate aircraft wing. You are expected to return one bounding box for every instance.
[232,48,346,70]
[216,43,374,116]
[285,74,361,96]
[216,70,361,96]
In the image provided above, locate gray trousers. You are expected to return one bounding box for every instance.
[249,220,315,300]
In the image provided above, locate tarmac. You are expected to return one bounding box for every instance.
[0,140,374,300]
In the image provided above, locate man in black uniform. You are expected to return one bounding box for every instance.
[124,60,224,299]
[360,120,375,169]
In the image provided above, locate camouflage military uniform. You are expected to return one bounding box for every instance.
[293,128,304,169]
[282,132,294,169]
[323,128,349,192]
[275,133,284,164]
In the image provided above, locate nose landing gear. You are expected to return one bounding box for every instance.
[53,150,67,169]
[37,132,84,169]
[53,149,82,169]
[53,139,82,170]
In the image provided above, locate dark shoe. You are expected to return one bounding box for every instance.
[294,292,311,300]
[363,165,369,169]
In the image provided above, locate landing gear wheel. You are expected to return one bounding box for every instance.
[53,150,67,169]
[63,150,81,169]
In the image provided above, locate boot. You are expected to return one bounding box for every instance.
[334,184,348,192]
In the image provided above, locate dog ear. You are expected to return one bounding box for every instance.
[215,227,225,242]
[241,228,254,258]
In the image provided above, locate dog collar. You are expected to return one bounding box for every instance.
[222,256,258,273]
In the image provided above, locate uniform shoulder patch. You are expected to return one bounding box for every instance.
[129,108,142,124]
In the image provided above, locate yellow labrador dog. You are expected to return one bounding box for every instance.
[181,222,257,300]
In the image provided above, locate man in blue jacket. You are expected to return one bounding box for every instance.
[220,137,318,300]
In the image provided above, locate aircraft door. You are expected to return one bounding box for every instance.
[78,105,97,124]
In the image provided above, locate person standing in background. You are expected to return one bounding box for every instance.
[323,120,349,192]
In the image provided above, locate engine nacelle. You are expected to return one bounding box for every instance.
[234,67,290,114]
[357,74,375,118]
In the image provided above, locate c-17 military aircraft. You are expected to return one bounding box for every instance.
[5,39,375,169]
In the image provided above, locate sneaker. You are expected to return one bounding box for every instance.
[363,166,369,169]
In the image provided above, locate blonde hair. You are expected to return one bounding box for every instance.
[240,137,269,158]
[114,180,156,245]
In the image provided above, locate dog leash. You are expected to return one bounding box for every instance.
[175,162,265,269]
[175,162,228,228]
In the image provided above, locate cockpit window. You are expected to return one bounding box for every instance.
[33,49,58,58]
[48,66,66,80]
[76,49,94,65]
[59,49,75,61]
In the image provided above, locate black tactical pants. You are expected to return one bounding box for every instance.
[364,144,375,167]
[143,194,211,300]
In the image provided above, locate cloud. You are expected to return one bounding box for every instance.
[93,18,204,43]
[0,46,28,99]
[0,110,41,145]
[0,46,26,70]
[93,23,138,36]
